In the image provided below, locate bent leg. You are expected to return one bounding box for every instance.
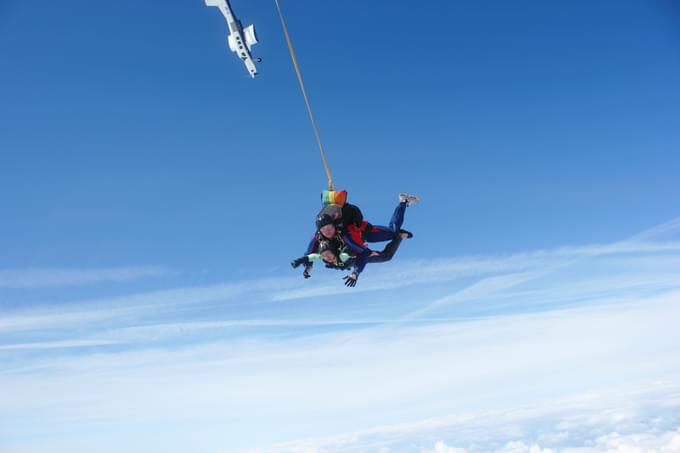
[364,225,396,243]
[367,237,403,263]
[389,201,407,233]
[364,201,408,243]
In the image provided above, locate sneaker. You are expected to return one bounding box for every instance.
[399,193,420,207]
[399,229,414,239]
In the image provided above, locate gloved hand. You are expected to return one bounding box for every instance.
[303,264,313,279]
[343,272,358,287]
[291,257,307,269]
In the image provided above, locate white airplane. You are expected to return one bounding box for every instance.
[205,0,260,77]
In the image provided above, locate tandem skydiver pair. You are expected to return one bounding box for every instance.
[291,192,419,287]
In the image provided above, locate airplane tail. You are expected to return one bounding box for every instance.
[243,24,258,49]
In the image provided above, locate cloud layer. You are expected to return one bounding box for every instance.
[1,218,680,452]
[263,382,680,452]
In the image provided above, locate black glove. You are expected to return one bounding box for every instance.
[343,272,358,287]
[303,264,312,279]
[291,257,307,269]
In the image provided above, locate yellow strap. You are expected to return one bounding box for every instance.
[273,0,334,191]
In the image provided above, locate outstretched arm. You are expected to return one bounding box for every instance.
[293,231,328,279]
[352,251,370,275]
[291,256,314,279]
[290,255,311,268]
[292,232,321,276]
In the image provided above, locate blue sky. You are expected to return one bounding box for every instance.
[1,0,680,452]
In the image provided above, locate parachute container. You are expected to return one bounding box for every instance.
[322,190,347,207]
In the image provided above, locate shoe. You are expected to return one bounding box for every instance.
[399,193,420,207]
[399,229,413,239]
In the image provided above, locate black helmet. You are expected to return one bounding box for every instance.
[316,213,335,230]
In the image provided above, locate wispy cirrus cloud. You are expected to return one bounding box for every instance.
[0,339,123,351]
[2,229,680,343]
[271,238,680,302]
[0,266,172,288]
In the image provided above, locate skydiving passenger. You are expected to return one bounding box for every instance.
[291,193,419,286]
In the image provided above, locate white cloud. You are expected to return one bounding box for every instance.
[424,441,467,453]
[0,276,296,334]
[0,266,171,288]
[495,441,553,453]
[593,429,680,453]
[0,339,122,350]
[558,428,680,453]
[256,385,680,452]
